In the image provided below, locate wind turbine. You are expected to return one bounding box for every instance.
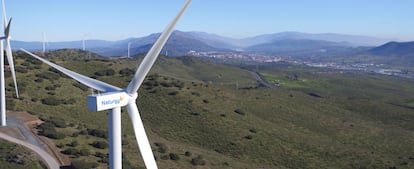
[127,42,131,58]
[82,33,88,51]
[21,0,192,168]
[42,32,45,53]
[0,0,18,126]
[42,32,49,53]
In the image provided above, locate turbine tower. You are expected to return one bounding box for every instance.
[127,42,131,58]
[42,32,46,53]
[82,34,86,50]
[0,0,18,126]
[22,0,192,168]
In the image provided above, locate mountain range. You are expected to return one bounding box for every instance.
[12,31,394,57]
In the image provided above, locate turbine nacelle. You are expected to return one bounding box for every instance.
[87,92,133,112]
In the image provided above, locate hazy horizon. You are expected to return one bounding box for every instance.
[6,0,414,41]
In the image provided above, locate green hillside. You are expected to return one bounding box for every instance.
[1,50,414,169]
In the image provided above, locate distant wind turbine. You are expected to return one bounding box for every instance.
[0,0,18,126]
[42,32,45,53]
[21,0,192,168]
[127,42,131,58]
[82,33,87,51]
[42,32,49,53]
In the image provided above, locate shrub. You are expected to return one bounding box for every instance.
[69,141,79,147]
[87,129,108,139]
[62,148,79,155]
[41,97,65,106]
[37,122,65,139]
[249,128,257,133]
[119,68,135,76]
[70,160,99,169]
[185,151,192,157]
[79,149,90,156]
[95,152,106,158]
[190,112,200,116]
[73,82,89,91]
[234,109,245,115]
[64,98,76,105]
[169,153,180,161]
[48,117,67,128]
[21,62,30,67]
[94,69,115,76]
[45,86,57,90]
[36,72,60,81]
[15,66,28,73]
[244,135,253,140]
[34,78,43,83]
[191,156,206,166]
[49,67,68,78]
[154,142,168,153]
[26,58,42,65]
[92,141,109,149]
[160,82,173,87]
[168,91,178,96]
[160,155,169,160]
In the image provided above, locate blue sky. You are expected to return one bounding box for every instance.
[6,0,414,42]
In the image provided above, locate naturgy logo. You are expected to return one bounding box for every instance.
[101,96,124,106]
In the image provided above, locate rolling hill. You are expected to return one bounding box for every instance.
[1,49,414,168]
[345,41,414,66]
[367,41,414,57]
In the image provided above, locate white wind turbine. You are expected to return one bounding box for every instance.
[0,0,18,126]
[42,32,48,53]
[127,42,132,58]
[21,0,192,168]
[82,34,86,51]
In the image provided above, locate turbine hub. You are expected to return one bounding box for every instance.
[128,92,138,102]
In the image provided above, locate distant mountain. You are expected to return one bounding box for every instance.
[184,31,243,50]
[13,40,115,51]
[246,39,363,59]
[86,31,224,57]
[362,41,414,65]
[132,31,226,57]
[241,32,391,47]
[367,41,414,56]
[13,30,393,57]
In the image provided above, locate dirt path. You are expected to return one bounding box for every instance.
[248,70,277,88]
[0,132,60,169]
[0,111,71,168]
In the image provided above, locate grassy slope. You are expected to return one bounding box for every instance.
[1,50,414,169]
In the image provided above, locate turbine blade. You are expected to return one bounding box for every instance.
[126,103,158,169]
[126,0,192,94]
[1,0,7,30]
[4,18,10,37]
[21,48,121,92]
[5,38,18,98]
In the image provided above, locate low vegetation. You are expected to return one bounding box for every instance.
[3,50,414,169]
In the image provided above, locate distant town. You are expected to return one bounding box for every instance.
[187,50,414,80]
